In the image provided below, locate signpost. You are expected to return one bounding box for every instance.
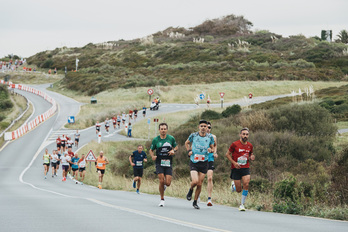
[199,93,205,100]
[85,150,97,171]
[68,116,75,124]
[219,92,225,108]
[147,89,154,101]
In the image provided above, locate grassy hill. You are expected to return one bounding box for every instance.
[26,14,348,96]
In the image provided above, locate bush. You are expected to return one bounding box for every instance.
[222,104,241,118]
[201,110,222,120]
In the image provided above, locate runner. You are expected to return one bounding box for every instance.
[185,120,214,209]
[67,136,73,152]
[117,114,121,129]
[67,150,74,175]
[95,151,109,189]
[61,135,67,152]
[122,112,126,126]
[78,154,86,184]
[112,116,117,129]
[43,149,51,179]
[56,149,61,175]
[71,153,80,181]
[128,122,132,137]
[74,130,80,147]
[129,145,147,194]
[60,152,71,181]
[142,106,146,117]
[129,110,133,121]
[225,127,255,211]
[206,121,218,206]
[56,136,61,151]
[96,121,101,134]
[133,108,138,121]
[105,118,110,134]
[51,150,59,177]
[150,122,178,207]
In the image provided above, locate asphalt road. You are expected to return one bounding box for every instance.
[0,85,347,232]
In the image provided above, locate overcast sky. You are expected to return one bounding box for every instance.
[1,0,347,58]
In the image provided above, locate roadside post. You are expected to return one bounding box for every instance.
[147,118,151,140]
[219,92,225,108]
[147,89,153,102]
[98,131,101,143]
[85,150,97,171]
[154,118,158,137]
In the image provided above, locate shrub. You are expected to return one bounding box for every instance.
[201,110,222,120]
[221,104,241,118]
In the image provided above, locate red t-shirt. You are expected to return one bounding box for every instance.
[68,151,74,159]
[56,138,61,145]
[228,140,253,169]
[249,94,253,99]
[112,117,116,123]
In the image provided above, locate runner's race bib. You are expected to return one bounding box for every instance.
[136,161,143,166]
[98,163,103,167]
[160,159,170,167]
[194,154,205,162]
[237,155,247,165]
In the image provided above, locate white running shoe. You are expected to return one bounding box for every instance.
[158,200,165,207]
[239,204,246,211]
[207,199,213,206]
[231,181,236,192]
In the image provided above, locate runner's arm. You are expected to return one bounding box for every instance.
[129,155,135,166]
[185,140,192,156]
[225,150,240,169]
[149,149,156,161]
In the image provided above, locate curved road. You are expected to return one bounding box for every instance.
[0,86,347,232]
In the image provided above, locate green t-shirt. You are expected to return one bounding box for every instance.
[150,135,177,165]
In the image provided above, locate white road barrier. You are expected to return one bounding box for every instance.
[1,80,57,141]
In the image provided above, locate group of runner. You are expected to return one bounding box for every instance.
[129,120,255,211]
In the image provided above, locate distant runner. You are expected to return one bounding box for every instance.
[61,152,71,182]
[206,121,218,206]
[142,106,146,117]
[112,116,117,129]
[71,153,80,181]
[51,150,59,177]
[43,149,51,179]
[74,130,80,147]
[105,118,110,134]
[96,121,101,134]
[78,154,86,184]
[129,145,147,194]
[150,122,178,207]
[95,151,109,189]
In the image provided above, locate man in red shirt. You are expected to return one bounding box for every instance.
[56,136,61,151]
[225,127,255,211]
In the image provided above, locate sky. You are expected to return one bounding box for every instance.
[0,0,347,58]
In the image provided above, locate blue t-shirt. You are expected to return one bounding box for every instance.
[207,133,216,162]
[71,157,80,169]
[131,151,147,168]
[188,132,214,163]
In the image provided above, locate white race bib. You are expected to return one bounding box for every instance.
[136,161,143,166]
[194,154,205,162]
[98,163,103,167]
[160,159,170,167]
[237,156,247,165]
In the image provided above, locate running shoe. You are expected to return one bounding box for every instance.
[207,199,213,206]
[186,188,193,201]
[52,175,54,178]
[136,189,140,194]
[132,180,136,188]
[239,204,246,211]
[193,202,200,210]
[231,180,236,192]
[44,176,47,179]
[158,200,165,207]
[80,182,84,185]
[98,185,102,189]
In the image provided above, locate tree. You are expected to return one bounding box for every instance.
[336,30,348,44]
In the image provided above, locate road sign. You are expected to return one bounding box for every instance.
[219,92,225,98]
[147,118,151,124]
[199,93,205,100]
[68,116,75,124]
[147,89,154,95]
[154,118,159,122]
[85,150,96,162]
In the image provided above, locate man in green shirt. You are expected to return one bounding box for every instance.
[150,122,178,207]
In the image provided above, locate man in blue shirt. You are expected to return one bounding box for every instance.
[185,120,214,209]
[129,145,147,194]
